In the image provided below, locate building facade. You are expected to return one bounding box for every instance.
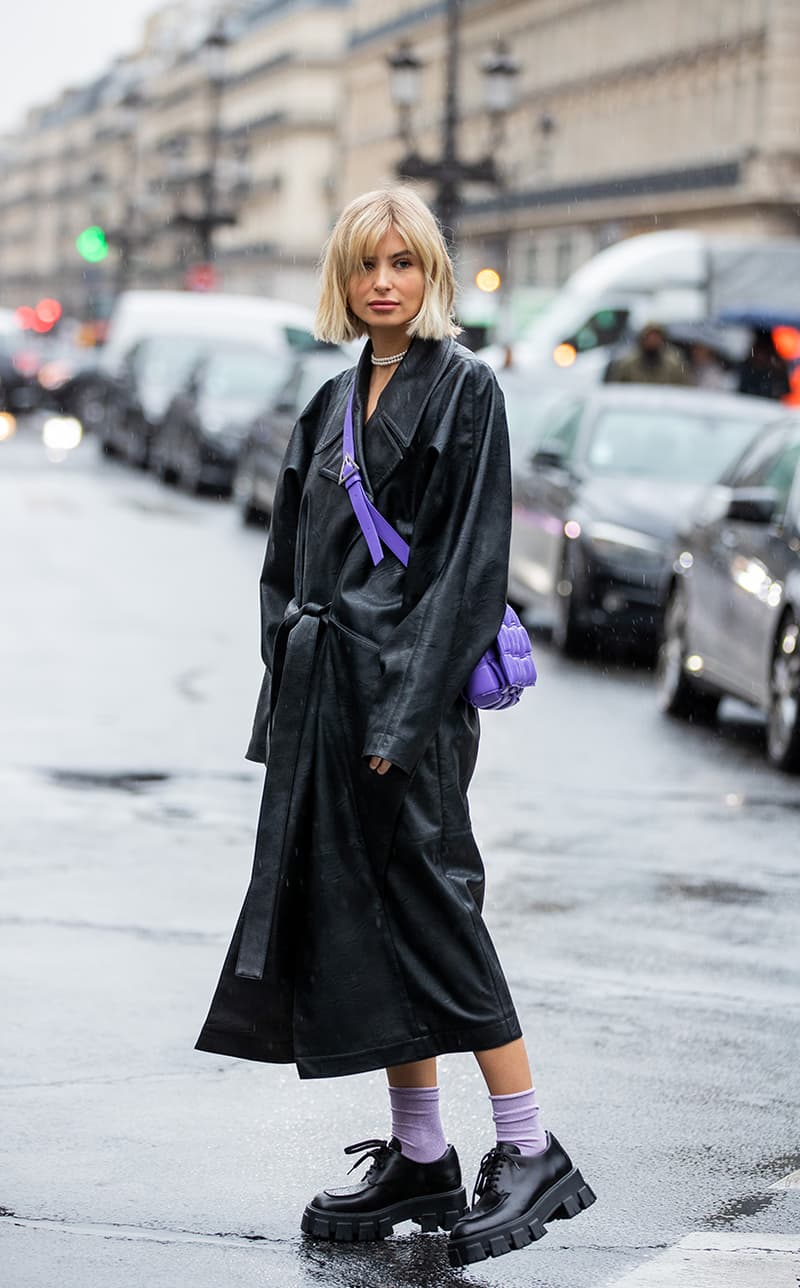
[342,0,800,331]
[0,0,350,318]
[0,0,798,327]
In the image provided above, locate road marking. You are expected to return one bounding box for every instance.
[608,1233,800,1286]
[770,1170,800,1191]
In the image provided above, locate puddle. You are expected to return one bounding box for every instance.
[704,1189,778,1226]
[660,878,768,905]
[45,770,170,794]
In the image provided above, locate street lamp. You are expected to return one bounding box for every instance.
[109,89,146,292]
[198,22,228,263]
[386,43,422,148]
[170,20,240,272]
[387,0,520,237]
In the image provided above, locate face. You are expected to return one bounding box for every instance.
[346,227,426,341]
[641,328,664,353]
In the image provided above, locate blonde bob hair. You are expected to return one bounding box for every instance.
[314,187,461,343]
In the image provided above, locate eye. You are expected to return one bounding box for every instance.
[361,259,375,272]
[394,258,413,269]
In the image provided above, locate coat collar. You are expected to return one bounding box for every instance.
[317,337,455,498]
[352,336,455,448]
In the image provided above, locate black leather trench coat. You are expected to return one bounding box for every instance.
[196,337,521,1078]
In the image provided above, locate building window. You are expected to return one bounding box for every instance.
[556,236,572,284]
[523,240,538,286]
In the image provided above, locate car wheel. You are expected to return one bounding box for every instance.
[180,442,203,496]
[551,544,588,657]
[656,581,719,723]
[234,454,268,526]
[130,431,149,470]
[766,615,800,773]
[73,384,108,434]
[152,430,178,485]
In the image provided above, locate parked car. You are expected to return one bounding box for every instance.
[98,334,213,467]
[657,418,800,771]
[496,371,574,470]
[81,290,319,440]
[151,341,308,495]
[35,335,103,420]
[508,385,787,654]
[0,326,44,415]
[234,347,351,524]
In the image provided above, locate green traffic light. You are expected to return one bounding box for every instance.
[76,226,109,263]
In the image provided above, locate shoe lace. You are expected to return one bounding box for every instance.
[343,1138,392,1184]
[472,1145,520,1206]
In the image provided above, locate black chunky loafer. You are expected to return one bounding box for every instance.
[301,1136,468,1242]
[447,1133,596,1267]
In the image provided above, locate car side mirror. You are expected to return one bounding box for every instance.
[725,487,778,524]
[531,445,567,470]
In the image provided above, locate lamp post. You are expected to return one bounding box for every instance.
[172,21,239,272]
[387,0,519,238]
[198,23,228,263]
[110,89,146,293]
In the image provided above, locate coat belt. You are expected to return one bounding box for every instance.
[235,600,330,980]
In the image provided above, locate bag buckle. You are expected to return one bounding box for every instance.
[339,453,359,485]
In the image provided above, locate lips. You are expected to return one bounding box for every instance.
[368,301,399,310]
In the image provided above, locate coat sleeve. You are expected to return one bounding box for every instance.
[362,362,511,776]
[244,385,329,764]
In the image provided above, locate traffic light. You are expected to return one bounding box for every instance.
[76,226,108,263]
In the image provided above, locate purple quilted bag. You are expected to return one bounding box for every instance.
[463,604,537,710]
[340,383,537,711]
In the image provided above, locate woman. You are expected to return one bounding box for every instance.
[196,188,595,1267]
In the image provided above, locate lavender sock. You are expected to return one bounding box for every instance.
[388,1085,448,1164]
[490,1088,548,1157]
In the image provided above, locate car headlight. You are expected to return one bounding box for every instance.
[586,521,664,568]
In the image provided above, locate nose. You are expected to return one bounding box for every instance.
[373,262,393,291]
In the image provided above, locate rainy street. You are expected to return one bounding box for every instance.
[1,423,799,1288]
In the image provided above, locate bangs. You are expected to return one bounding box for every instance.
[340,202,432,280]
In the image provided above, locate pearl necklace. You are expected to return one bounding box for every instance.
[370,349,409,367]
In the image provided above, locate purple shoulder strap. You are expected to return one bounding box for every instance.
[340,382,410,568]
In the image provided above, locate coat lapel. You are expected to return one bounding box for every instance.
[362,337,455,496]
[315,337,454,498]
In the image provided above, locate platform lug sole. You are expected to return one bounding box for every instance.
[447,1167,596,1267]
[301,1185,468,1242]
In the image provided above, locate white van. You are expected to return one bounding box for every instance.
[483,231,800,382]
[101,290,318,377]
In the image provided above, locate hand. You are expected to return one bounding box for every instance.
[368,756,393,776]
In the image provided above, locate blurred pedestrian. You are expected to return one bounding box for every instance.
[690,341,736,392]
[196,187,594,1268]
[604,321,692,386]
[738,328,791,401]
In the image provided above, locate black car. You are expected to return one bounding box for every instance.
[99,334,211,467]
[151,342,300,495]
[30,332,99,411]
[233,348,351,524]
[509,386,786,654]
[0,331,44,415]
[657,418,800,771]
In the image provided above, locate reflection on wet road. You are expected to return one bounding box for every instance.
[0,430,798,1287]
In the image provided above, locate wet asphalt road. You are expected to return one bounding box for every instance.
[1,422,799,1288]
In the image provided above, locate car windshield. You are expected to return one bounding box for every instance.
[136,336,206,389]
[584,408,765,482]
[284,326,319,351]
[498,380,571,462]
[202,347,288,406]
